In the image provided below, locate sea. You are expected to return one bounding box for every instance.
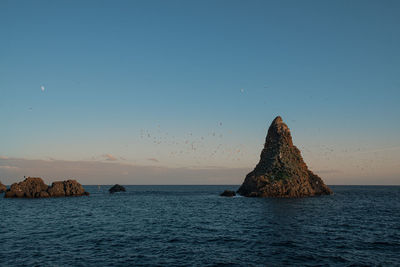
[0,185,399,266]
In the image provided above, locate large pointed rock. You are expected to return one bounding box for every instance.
[238,116,332,197]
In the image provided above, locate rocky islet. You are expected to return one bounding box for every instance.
[4,177,89,198]
[238,116,332,198]
[220,190,236,197]
[109,184,126,193]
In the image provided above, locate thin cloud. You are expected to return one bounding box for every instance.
[0,156,9,159]
[147,158,159,163]
[0,166,19,170]
[102,154,118,161]
[316,169,342,174]
[0,157,249,185]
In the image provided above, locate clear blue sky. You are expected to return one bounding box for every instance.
[1,0,399,184]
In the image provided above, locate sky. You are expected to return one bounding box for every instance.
[1,0,399,185]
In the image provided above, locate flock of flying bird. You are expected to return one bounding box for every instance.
[139,122,247,163]
[30,85,395,172]
[137,123,383,173]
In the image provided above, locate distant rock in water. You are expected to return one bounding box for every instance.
[237,116,332,198]
[5,177,48,198]
[0,181,6,193]
[47,180,89,197]
[109,184,126,194]
[4,177,89,198]
[220,190,236,197]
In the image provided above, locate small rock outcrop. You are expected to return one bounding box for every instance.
[4,177,48,198]
[0,181,6,193]
[220,190,236,197]
[237,116,332,198]
[47,180,89,197]
[109,184,126,194]
[4,177,89,198]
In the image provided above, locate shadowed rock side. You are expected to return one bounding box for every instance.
[237,116,332,198]
[220,190,236,197]
[0,181,6,193]
[4,177,89,198]
[109,184,126,193]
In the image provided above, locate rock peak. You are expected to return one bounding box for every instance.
[237,117,332,198]
[262,116,292,157]
[269,116,290,135]
[272,116,283,124]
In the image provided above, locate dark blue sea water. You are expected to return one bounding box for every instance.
[1,185,399,266]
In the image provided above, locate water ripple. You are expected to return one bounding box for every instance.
[1,185,399,266]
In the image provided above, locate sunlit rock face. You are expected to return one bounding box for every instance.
[237,116,332,198]
[0,181,6,193]
[4,177,89,198]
